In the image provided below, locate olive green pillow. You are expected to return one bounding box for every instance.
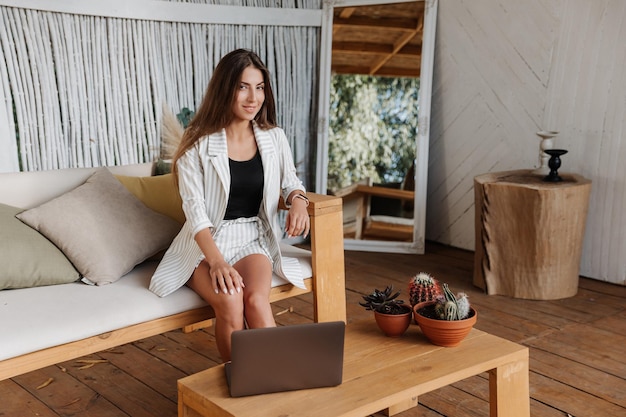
[0,203,80,290]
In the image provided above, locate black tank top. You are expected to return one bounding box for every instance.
[224,151,264,220]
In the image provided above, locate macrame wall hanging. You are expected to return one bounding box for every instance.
[0,0,321,186]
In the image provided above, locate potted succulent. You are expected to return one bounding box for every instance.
[410,273,477,347]
[360,285,412,337]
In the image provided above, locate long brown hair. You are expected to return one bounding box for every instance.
[172,49,277,175]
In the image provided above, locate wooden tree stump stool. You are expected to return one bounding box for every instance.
[473,170,591,300]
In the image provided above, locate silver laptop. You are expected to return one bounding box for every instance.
[224,321,345,397]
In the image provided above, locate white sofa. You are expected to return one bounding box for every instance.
[0,163,346,380]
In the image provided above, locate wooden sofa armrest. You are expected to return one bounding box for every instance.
[306,192,346,323]
[279,193,347,323]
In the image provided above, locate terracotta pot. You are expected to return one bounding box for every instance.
[414,303,477,347]
[373,306,412,337]
[411,301,436,324]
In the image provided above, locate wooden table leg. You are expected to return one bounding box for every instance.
[489,357,530,417]
[179,390,206,417]
[178,391,185,417]
[179,402,203,417]
[385,395,418,416]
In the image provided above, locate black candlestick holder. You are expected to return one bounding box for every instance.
[543,149,568,182]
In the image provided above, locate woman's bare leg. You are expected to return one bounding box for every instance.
[234,254,275,328]
[186,260,244,362]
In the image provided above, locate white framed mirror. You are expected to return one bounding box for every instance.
[316,0,438,254]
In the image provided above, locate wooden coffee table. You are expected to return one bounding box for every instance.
[178,320,530,417]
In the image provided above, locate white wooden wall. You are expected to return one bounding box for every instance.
[0,0,322,186]
[428,0,626,286]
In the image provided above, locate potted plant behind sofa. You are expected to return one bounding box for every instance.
[410,274,477,347]
[360,285,412,337]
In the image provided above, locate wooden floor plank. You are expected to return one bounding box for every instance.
[132,333,217,376]
[543,289,625,321]
[98,343,186,402]
[593,312,626,336]
[530,371,626,417]
[470,304,554,343]
[156,328,221,365]
[0,378,61,417]
[60,354,177,417]
[467,295,576,330]
[11,365,127,417]
[450,374,489,401]
[579,277,626,297]
[412,384,488,417]
[530,347,626,408]
[526,323,626,378]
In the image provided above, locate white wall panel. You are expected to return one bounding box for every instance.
[430,0,626,285]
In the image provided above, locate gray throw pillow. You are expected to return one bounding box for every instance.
[0,203,80,289]
[16,168,181,285]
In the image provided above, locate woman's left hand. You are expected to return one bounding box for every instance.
[285,196,310,238]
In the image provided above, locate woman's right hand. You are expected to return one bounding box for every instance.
[194,228,245,295]
[207,258,245,295]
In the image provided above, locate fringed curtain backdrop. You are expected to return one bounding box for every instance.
[0,0,321,188]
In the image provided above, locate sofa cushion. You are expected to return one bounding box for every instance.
[115,173,185,224]
[16,168,181,286]
[0,203,80,290]
[0,243,312,361]
[0,164,153,210]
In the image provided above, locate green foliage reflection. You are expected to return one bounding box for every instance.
[328,74,420,191]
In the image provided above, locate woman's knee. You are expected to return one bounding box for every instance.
[219,292,245,313]
[212,294,246,330]
[243,291,271,314]
[188,262,245,324]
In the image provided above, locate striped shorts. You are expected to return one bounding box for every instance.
[212,216,273,267]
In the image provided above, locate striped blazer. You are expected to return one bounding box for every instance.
[149,123,306,297]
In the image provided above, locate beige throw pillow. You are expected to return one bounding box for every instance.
[16,168,181,285]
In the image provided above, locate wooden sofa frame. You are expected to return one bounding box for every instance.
[0,193,346,381]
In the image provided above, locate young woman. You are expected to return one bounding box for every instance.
[149,49,310,361]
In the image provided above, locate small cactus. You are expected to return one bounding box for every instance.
[408,272,443,306]
[435,283,471,321]
[455,292,471,319]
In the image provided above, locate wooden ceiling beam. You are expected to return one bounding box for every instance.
[369,31,418,74]
[332,42,422,55]
[338,7,355,19]
[374,67,420,77]
[333,42,392,54]
[331,2,424,78]
[332,42,422,57]
[334,7,356,36]
[333,16,418,31]
[332,64,420,78]
[368,11,423,76]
